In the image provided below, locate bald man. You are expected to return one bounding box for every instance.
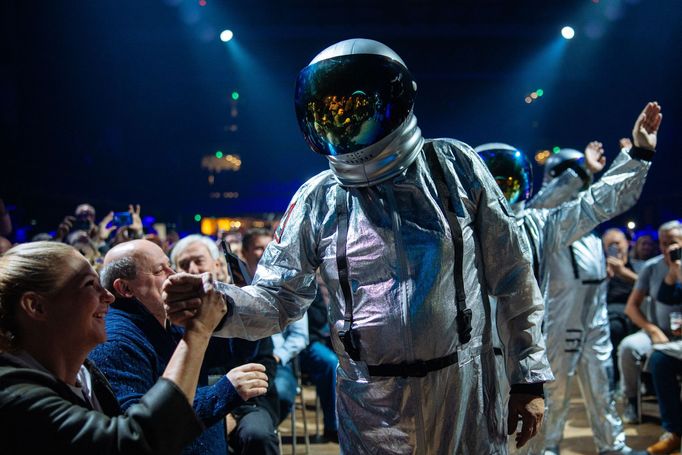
[89,240,268,455]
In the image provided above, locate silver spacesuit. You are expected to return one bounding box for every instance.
[211,39,552,454]
[524,148,652,455]
[477,143,653,455]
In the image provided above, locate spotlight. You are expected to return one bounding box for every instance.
[627,221,636,230]
[220,30,234,42]
[561,26,575,40]
[194,214,202,222]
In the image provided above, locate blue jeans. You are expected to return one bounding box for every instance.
[649,350,682,435]
[274,363,298,423]
[299,341,339,432]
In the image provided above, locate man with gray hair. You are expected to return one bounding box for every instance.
[618,222,682,438]
[171,234,225,277]
[171,234,281,455]
[90,239,269,455]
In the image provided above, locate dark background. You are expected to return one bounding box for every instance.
[1,0,680,238]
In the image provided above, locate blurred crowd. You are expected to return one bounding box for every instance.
[0,198,339,455]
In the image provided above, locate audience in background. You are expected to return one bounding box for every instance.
[632,233,659,268]
[619,221,682,427]
[644,240,682,455]
[241,228,273,278]
[171,234,280,455]
[88,239,268,455]
[0,241,226,454]
[272,313,309,424]
[603,228,640,392]
[299,277,340,443]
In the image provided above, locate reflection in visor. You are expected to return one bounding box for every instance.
[308,91,380,152]
[495,176,523,205]
[295,54,416,157]
[478,149,532,205]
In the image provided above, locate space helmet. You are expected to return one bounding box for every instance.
[475,143,533,206]
[543,148,591,191]
[295,38,424,187]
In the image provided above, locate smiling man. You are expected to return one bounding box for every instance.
[89,239,268,455]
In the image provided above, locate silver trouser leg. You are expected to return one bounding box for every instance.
[576,322,625,453]
[523,336,579,454]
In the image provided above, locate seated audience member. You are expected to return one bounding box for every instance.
[645,243,682,454]
[0,241,226,454]
[171,234,280,455]
[658,243,682,304]
[241,228,273,278]
[631,233,658,270]
[66,230,103,270]
[272,313,309,423]
[603,228,639,391]
[299,277,339,443]
[89,239,268,455]
[619,221,682,426]
[646,350,682,455]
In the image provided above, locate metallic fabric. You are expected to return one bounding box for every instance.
[214,138,551,454]
[521,149,651,454]
[326,113,424,187]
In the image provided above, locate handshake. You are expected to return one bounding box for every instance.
[163,272,268,402]
[162,272,227,329]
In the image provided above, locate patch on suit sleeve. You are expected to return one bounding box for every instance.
[274,201,296,243]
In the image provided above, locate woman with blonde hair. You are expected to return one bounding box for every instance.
[0,241,227,454]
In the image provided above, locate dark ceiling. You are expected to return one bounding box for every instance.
[1,0,681,237]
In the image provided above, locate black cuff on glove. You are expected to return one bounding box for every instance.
[510,382,545,398]
[629,145,655,162]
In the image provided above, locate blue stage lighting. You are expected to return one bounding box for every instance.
[220,30,234,42]
[561,26,575,40]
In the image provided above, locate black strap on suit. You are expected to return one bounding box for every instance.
[334,144,471,376]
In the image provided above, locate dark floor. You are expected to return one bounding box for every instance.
[278,385,665,454]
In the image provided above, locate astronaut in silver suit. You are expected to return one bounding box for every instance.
[517,102,661,455]
[477,101,661,455]
[163,38,552,454]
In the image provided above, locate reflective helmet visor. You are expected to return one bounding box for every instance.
[546,155,590,190]
[295,54,416,156]
[478,149,533,204]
